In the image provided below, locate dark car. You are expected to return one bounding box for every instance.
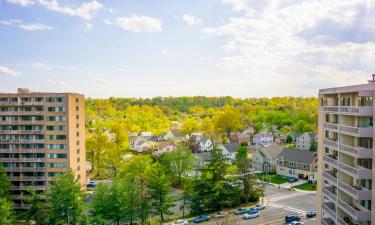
[288,177,297,183]
[194,215,210,223]
[306,210,316,218]
[285,215,301,223]
[234,207,249,215]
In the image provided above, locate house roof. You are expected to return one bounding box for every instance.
[222,143,240,153]
[169,129,186,138]
[260,144,284,159]
[195,152,212,161]
[158,141,174,149]
[277,148,317,165]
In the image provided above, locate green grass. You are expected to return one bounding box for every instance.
[255,173,288,185]
[294,182,317,191]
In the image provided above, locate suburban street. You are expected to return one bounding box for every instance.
[187,183,317,225]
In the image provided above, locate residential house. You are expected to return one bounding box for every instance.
[194,152,213,167]
[133,140,151,153]
[140,131,153,139]
[190,133,213,152]
[296,132,317,151]
[253,132,273,145]
[152,141,175,157]
[276,148,318,181]
[164,129,188,143]
[219,143,240,161]
[230,127,254,144]
[252,144,284,173]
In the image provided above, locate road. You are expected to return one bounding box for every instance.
[191,184,317,225]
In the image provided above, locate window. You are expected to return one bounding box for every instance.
[76,106,79,111]
[47,107,65,112]
[48,135,66,140]
[46,125,65,131]
[76,141,79,145]
[76,115,79,119]
[76,132,79,137]
[77,157,80,162]
[47,144,67,150]
[77,149,80,154]
[75,98,79,102]
[48,163,67,168]
[358,97,373,107]
[48,172,63,177]
[76,123,79,128]
[47,153,67,159]
[47,116,66,122]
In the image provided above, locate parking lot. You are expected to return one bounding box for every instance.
[190,183,317,225]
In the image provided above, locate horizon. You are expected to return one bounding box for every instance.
[1,0,374,98]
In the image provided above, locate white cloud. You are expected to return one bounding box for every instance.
[32,62,51,70]
[0,19,22,25]
[6,0,34,6]
[85,23,93,31]
[182,14,202,26]
[0,66,20,77]
[90,77,107,84]
[7,0,102,20]
[113,15,162,33]
[19,23,52,31]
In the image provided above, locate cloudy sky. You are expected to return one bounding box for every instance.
[0,0,374,98]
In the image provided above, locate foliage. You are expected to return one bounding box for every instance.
[214,107,242,138]
[181,117,200,136]
[0,166,13,225]
[309,138,318,152]
[235,145,248,161]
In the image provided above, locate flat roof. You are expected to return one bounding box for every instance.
[319,82,375,94]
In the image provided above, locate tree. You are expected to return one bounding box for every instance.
[309,139,318,152]
[160,144,195,185]
[0,166,11,198]
[200,117,220,147]
[46,171,86,225]
[181,117,200,136]
[86,131,112,178]
[235,145,247,162]
[0,166,13,225]
[146,163,175,221]
[215,108,242,138]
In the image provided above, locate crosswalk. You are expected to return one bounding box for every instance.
[268,202,306,214]
[266,192,309,214]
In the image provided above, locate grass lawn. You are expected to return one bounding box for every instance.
[294,182,317,191]
[255,173,289,185]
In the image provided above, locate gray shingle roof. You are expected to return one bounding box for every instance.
[260,144,284,159]
[277,148,317,164]
[223,143,240,153]
[170,129,186,138]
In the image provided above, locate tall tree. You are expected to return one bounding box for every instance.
[86,131,111,177]
[146,163,175,221]
[160,144,195,185]
[181,117,200,136]
[46,171,86,225]
[215,107,242,138]
[0,166,14,225]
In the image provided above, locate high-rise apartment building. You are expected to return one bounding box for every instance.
[318,80,375,225]
[0,88,86,209]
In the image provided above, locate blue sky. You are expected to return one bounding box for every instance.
[0,0,374,98]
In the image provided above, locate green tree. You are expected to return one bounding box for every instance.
[0,166,14,225]
[46,171,85,225]
[181,117,200,136]
[235,145,248,162]
[160,144,196,185]
[146,163,175,221]
[86,131,112,178]
[309,139,318,152]
[215,108,242,138]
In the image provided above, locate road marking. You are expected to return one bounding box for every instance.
[268,202,307,214]
[267,192,306,202]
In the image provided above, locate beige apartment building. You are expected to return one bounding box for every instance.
[0,88,86,209]
[318,80,375,225]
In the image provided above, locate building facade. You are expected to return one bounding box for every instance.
[296,132,317,151]
[318,82,375,225]
[0,88,86,209]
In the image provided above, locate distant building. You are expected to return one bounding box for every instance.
[190,133,213,152]
[276,148,317,181]
[253,132,273,145]
[164,129,188,143]
[252,144,284,173]
[296,132,317,150]
[194,152,212,167]
[219,143,240,161]
[230,127,254,144]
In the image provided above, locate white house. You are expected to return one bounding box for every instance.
[219,143,240,161]
[191,133,213,152]
[296,132,317,151]
[164,129,188,143]
[253,132,273,145]
[252,144,284,173]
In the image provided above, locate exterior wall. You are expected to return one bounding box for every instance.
[296,133,312,150]
[276,165,317,181]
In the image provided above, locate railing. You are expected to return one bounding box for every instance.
[323,155,338,167]
[339,144,358,157]
[324,139,338,149]
[324,122,338,130]
[5,167,46,172]
[339,162,358,177]
[323,106,338,112]
[322,203,336,219]
[323,187,337,201]
[338,200,357,219]
[323,171,337,184]
[339,125,359,134]
[11,185,46,190]
[339,106,360,114]
[322,218,336,225]
[337,218,349,225]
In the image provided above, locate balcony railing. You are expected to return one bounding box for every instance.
[339,125,358,134]
[5,167,45,172]
[323,171,337,185]
[339,143,373,158]
[338,181,372,200]
[11,185,46,191]
[324,138,338,150]
[322,203,336,219]
[322,218,336,225]
[323,106,339,113]
[339,106,373,115]
[338,199,371,221]
[323,155,338,167]
[324,122,338,131]
[337,218,349,225]
[323,186,337,202]
[339,125,373,137]
[339,162,372,179]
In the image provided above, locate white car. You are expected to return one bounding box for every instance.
[254,204,266,210]
[288,222,304,225]
[171,219,188,225]
[243,211,260,219]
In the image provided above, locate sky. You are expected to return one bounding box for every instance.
[0,0,374,98]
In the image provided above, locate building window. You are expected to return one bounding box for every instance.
[76,115,79,119]
[75,98,79,103]
[76,132,79,137]
[76,123,79,128]
[76,141,79,145]
[77,157,80,162]
[48,163,67,168]
[48,135,67,140]
[47,153,67,159]
[77,149,80,154]
[76,106,79,111]
[47,144,67,150]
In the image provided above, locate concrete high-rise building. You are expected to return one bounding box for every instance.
[0,88,86,209]
[318,80,375,225]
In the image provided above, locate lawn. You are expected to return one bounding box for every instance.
[294,182,317,191]
[255,173,288,185]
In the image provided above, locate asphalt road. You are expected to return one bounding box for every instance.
[190,184,317,225]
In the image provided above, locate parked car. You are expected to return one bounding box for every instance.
[288,222,304,225]
[86,180,97,188]
[214,211,228,218]
[243,209,260,219]
[285,215,301,223]
[234,207,249,215]
[288,177,298,183]
[254,204,265,210]
[194,215,210,223]
[306,210,316,218]
[171,219,188,225]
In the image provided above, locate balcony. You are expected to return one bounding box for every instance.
[323,155,338,167]
[339,106,373,116]
[339,125,373,137]
[338,199,371,221]
[323,106,339,113]
[322,218,336,225]
[9,176,45,181]
[323,186,337,202]
[322,202,336,219]
[324,122,338,131]
[11,185,46,191]
[18,139,45,144]
[323,171,337,185]
[339,162,372,179]
[337,218,349,225]
[338,181,372,200]
[324,138,339,150]
[339,144,372,158]
[5,167,45,172]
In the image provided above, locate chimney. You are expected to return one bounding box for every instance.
[368,74,375,83]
